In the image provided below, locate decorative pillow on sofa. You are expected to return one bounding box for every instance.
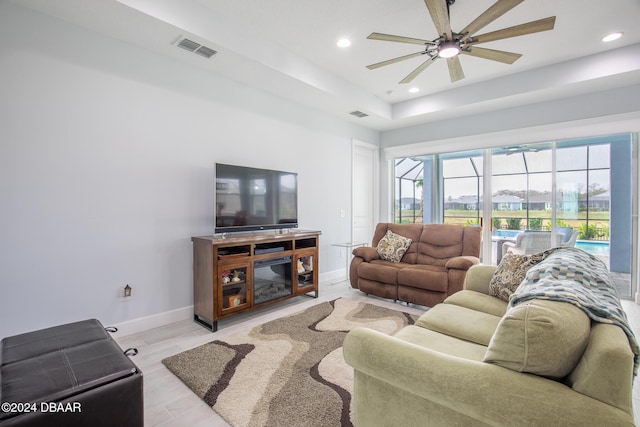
[489,252,547,302]
[483,299,591,378]
[376,230,412,263]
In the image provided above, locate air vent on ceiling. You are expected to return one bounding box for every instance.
[349,110,369,118]
[176,38,217,59]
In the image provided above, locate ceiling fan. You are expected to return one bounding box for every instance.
[366,0,556,84]
[503,145,539,155]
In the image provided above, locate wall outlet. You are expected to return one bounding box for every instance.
[120,284,133,300]
[340,209,345,218]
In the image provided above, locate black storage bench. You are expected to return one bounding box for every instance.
[0,319,143,427]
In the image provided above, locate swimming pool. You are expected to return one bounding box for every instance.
[575,240,610,256]
[494,230,521,238]
[494,230,610,255]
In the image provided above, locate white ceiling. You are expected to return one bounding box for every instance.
[12,0,640,131]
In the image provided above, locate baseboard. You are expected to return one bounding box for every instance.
[113,269,346,337]
[320,268,347,284]
[113,305,193,337]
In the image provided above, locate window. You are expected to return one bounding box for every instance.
[394,157,425,224]
[441,152,483,226]
[491,147,552,231]
[392,133,633,298]
[556,142,611,241]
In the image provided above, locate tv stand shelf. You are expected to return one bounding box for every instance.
[191,230,321,332]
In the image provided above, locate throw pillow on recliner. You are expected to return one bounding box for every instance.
[376,230,412,263]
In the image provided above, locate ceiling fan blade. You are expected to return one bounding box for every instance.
[424,0,452,39]
[367,51,426,70]
[447,56,465,82]
[459,0,524,42]
[466,17,556,45]
[461,46,522,64]
[367,32,436,46]
[399,56,437,84]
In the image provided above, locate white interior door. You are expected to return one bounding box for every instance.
[352,140,379,245]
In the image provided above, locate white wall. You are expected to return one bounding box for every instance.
[381,86,640,151]
[0,3,378,337]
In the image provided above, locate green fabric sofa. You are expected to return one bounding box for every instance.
[343,264,636,426]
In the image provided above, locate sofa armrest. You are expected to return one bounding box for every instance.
[352,246,379,262]
[343,327,634,426]
[444,256,479,270]
[463,264,496,295]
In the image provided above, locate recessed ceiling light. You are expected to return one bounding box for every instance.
[337,38,351,48]
[409,87,420,93]
[602,32,623,42]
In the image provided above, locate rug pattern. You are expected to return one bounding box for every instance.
[162,298,417,427]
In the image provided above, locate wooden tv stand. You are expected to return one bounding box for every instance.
[191,230,321,332]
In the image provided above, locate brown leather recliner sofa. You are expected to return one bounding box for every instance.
[350,223,482,307]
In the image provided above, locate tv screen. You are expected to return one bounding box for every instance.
[215,163,298,233]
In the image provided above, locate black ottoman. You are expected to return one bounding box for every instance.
[0,319,143,427]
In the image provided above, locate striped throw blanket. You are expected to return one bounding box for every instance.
[509,247,639,376]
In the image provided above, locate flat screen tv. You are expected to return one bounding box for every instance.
[215,163,298,233]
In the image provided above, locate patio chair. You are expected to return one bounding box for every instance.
[502,231,560,256]
[557,226,580,247]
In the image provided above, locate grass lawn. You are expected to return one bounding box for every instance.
[397,210,610,233]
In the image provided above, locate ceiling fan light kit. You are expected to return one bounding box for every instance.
[366,0,556,84]
[438,40,460,58]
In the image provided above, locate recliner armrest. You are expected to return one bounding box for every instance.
[444,256,479,270]
[352,246,379,262]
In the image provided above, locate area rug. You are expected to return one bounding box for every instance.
[162,298,418,427]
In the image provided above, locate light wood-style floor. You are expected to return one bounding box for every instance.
[114,279,640,427]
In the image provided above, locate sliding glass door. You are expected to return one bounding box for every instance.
[441,151,483,227]
[490,146,553,264]
[393,133,635,298]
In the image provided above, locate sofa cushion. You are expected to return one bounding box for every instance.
[415,304,502,346]
[397,265,448,292]
[483,299,591,378]
[444,290,508,317]
[358,260,405,284]
[414,224,464,266]
[394,325,488,361]
[376,230,412,263]
[358,279,399,300]
[489,252,547,301]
